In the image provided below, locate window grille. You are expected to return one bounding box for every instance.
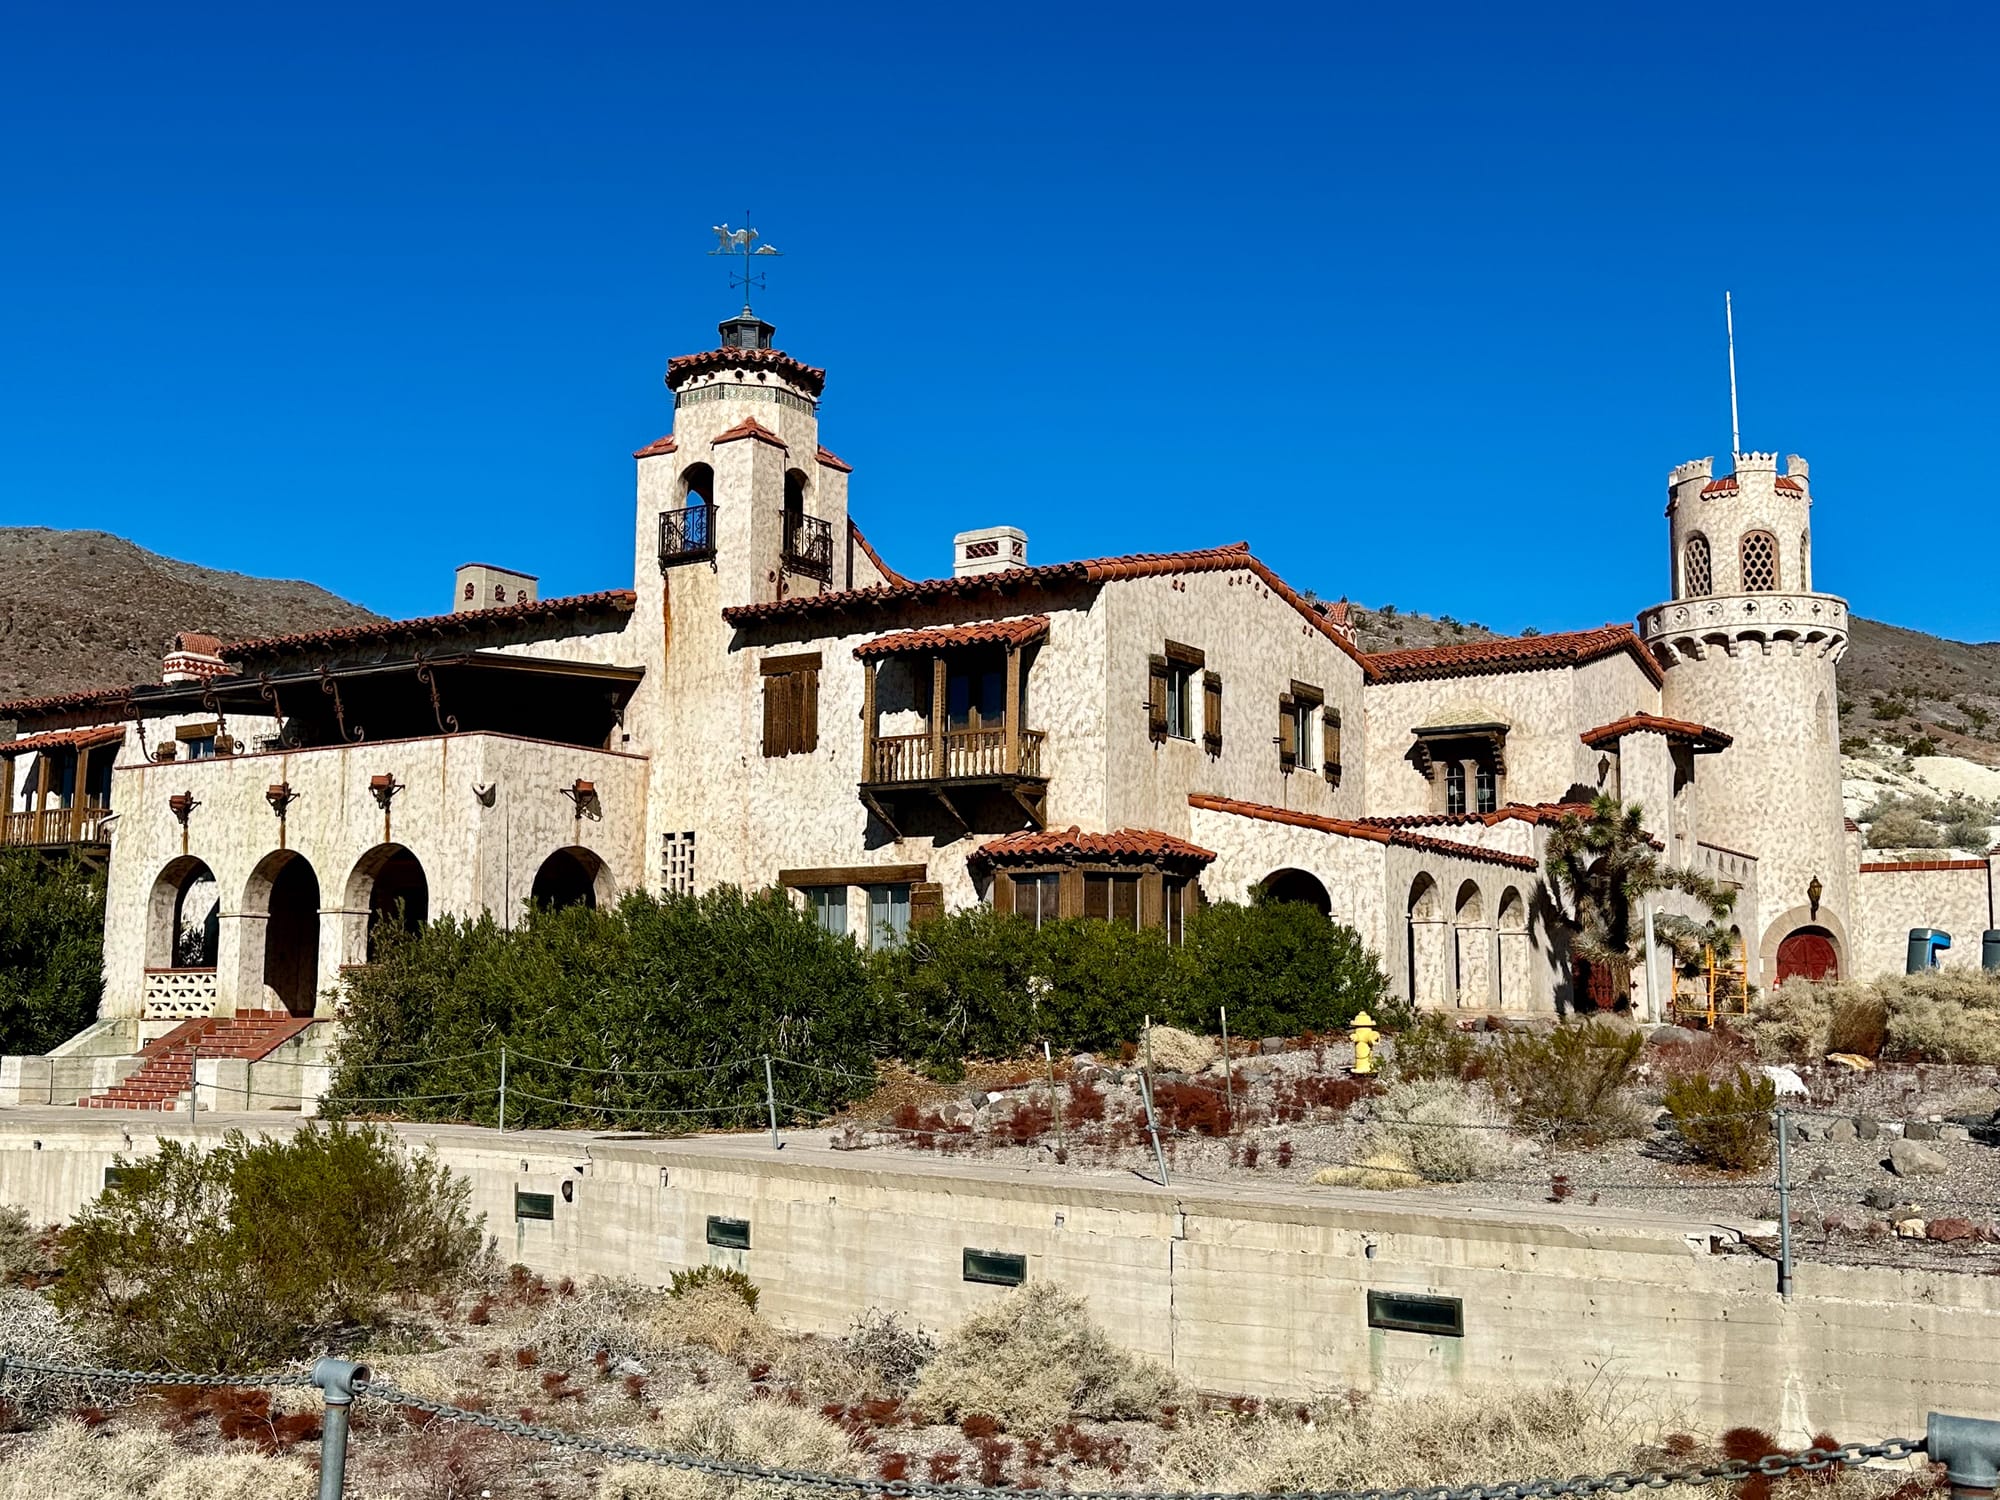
[662,832,696,896]
[1445,762,1466,816]
[1684,534,1712,595]
[1740,531,1778,592]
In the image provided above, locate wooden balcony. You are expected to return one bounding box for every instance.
[862,727,1047,834]
[0,805,111,851]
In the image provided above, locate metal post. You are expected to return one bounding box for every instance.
[1642,900,1662,1024]
[1219,1005,1235,1128]
[1775,1101,1793,1299]
[763,1054,780,1149]
[311,1356,370,1500]
[1045,1041,1064,1152]
[1929,1413,2000,1500]
[1139,1071,1171,1187]
[497,1044,507,1135]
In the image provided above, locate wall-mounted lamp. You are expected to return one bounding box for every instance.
[167,791,200,826]
[559,779,602,819]
[369,773,402,812]
[1808,875,1824,920]
[266,782,299,816]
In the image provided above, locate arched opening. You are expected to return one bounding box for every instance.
[1256,867,1331,915]
[1776,927,1840,985]
[1739,530,1779,592]
[784,468,808,526]
[1683,533,1712,597]
[1453,880,1491,1010]
[531,846,610,912]
[249,852,321,1017]
[1496,888,1532,1012]
[147,857,219,969]
[346,844,429,962]
[681,462,715,507]
[1407,873,1449,1010]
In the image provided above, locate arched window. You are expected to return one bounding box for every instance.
[1683,533,1712,596]
[1800,530,1811,590]
[784,468,808,523]
[681,462,714,507]
[1739,530,1778,592]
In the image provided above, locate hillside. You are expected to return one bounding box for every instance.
[0,528,382,706]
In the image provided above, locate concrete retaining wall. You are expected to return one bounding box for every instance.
[0,1111,1990,1445]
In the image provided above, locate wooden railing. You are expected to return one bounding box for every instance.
[0,805,112,849]
[866,728,1047,784]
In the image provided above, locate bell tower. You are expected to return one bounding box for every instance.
[1638,452,1852,984]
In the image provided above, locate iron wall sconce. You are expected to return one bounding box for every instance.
[369,774,402,812]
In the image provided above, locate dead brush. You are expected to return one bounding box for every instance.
[1064,1077,1108,1125]
[1151,1080,1232,1136]
[1002,1097,1054,1145]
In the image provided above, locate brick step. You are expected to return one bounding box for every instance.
[79,1015,319,1110]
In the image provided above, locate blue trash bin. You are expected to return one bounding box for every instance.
[1908,929,1952,973]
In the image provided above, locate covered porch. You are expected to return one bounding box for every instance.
[0,725,122,856]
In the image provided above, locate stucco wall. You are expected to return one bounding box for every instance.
[1852,862,1996,977]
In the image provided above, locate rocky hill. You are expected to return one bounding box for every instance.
[0,528,382,705]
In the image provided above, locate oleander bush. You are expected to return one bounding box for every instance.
[0,851,105,1057]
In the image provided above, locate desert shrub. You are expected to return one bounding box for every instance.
[0,1287,118,1428]
[1311,1149,1422,1191]
[649,1280,767,1359]
[1664,1067,1777,1171]
[1494,1022,1644,1146]
[598,1390,858,1500]
[54,1122,482,1369]
[0,1421,312,1500]
[1883,971,2000,1064]
[910,1282,1180,1436]
[1743,977,1834,1061]
[329,886,880,1127]
[1367,1079,1516,1182]
[0,852,105,1057]
[1826,990,1889,1058]
[1646,1024,1757,1084]
[1389,1012,1481,1082]
[1182,900,1395,1038]
[0,1203,49,1285]
[523,1277,670,1369]
[670,1264,759,1310]
[1863,791,1999,852]
[843,1307,937,1389]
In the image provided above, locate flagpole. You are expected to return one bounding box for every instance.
[1726,291,1741,455]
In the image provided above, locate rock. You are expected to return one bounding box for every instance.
[1260,1037,1287,1055]
[1928,1216,1979,1244]
[1761,1065,1810,1098]
[1793,1120,1818,1143]
[1979,1223,2000,1245]
[1863,1185,1902,1212]
[1071,1053,1097,1069]
[1808,1164,1833,1183]
[1826,1052,1876,1071]
[1826,1118,1858,1144]
[1143,1025,1219,1074]
[1895,1218,1929,1240]
[1648,1024,1702,1047]
[1821,1206,1870,1235]
[1905,1120,1941,1142]
[1855,1117,1881,1141]
[1862,1217,1892,1238]
[1888,1139,1948,1177]
[1942,1124,1972,1143]
[609,1356,650,1378]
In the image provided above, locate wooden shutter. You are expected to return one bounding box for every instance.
[798,666,819,753]
[1278,693,1297,770]
[1083,873,1109,920]
[760,653,822,758]
[762,674,789,757]
[909,881,945,929]
[1322,707,1341,787]
[1202,670,1223,754]
[1147,655,1169,743]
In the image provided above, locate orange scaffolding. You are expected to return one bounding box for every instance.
[1671,947,1749,1029]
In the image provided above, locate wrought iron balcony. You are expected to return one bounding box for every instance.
[783,511,834,580]
[659,503,717,567]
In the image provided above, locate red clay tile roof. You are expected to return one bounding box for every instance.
[1320,600,1350,625]
[1365,624,1663,687]
[855,616,1049,658]
[1580,712,1733,752]
[665,346,827,398]
[1858,860,1991,874]
[1700,473,1805,496]
[848,521,910,588]
[169,632,224,657]
[1188,794,1540,870]
[973,826,1216,867]
[1359,801,1593,831]
[0,684,136,721]
[712,416,788,451]
[633,434,679,459]
[218,590,637,662]
[0,724,128,757]
[723,542,1372,672]
[816,445,852,473]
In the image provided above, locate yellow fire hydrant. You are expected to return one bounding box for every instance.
[1349,1011,1379,1075]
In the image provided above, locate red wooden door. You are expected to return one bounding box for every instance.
[1776,929,1839,984]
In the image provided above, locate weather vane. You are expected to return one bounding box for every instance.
[710,213,782,314]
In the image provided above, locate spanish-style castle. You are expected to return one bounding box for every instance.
[3,302,1994,1104]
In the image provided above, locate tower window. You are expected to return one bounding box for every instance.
[1445,761,1466,815]
[1475,763,1497,814]
[1800,530,1811,590]
[1683,534,1712,596]
[1740,531,1778,592]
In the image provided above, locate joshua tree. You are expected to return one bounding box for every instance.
[1543,795,1736,1008]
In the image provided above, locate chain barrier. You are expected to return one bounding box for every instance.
[0,1355,315,1388]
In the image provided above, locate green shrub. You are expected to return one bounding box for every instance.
[1664,1067,1777,1171]
[54,1122,482,1369]
[0,852,105,1056]
[1389,1012,1481,1082]
[669,1264,758,1310]
[0,1202,50,1286]
[1493,1022,1644,1146]
[1182,900,1394,1038]
[329,886,880,1127]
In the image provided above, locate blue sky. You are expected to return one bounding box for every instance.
[3,3,1995,641]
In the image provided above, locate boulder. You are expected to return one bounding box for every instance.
[1825,1118,1859,1145]
[1143,1025,1219,1074]
[1761,1065,1810,1098]
[1904,1120,1941,1142]
[1895,1218,1929,1240]
[609,1356,650,1378]
[1942,1125,1972,1143]
[1862,1185,1902,1212]
[1855,1117,1881,1142]
[1259,1037,1287,1056]
[1821,1206,1870,1235]
[1647,1025,1702,1048]
[1927,1216,1979,1244]
[1888,1139,1949,1177]
[1826,1052,1876,1072]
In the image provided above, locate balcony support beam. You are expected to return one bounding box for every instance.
[929,655,947,790]
[1004,645,1021,775]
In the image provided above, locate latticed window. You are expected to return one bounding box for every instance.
[1684,534,1712,596]
[1740,531,1778,592]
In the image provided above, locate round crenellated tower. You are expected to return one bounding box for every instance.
[1638,452,1852,984]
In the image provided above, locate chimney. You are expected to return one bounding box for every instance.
[454,563,539,613]
[161,631,232,684]
[953,526,1028,579]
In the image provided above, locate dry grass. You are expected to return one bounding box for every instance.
[910,1282,1181,1436]
[0,1421,312,1500]
[595,1392,859,1500]
[1368,1079,1520,1182]
[1749,973,2000,1065]
[1312,1148,1423,1191]
[0,1286,119,1427]
[1142,1025,1219,1074]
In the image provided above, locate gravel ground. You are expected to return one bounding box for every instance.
[826,1031,2000,1276]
